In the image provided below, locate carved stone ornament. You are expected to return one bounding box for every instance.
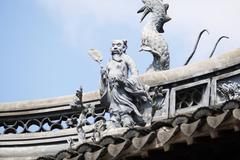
[138,0,171,72]
[67,37,172,146]
[70,86,83,109]
[100,40,153,128]
[66,0,175,144]
[68,96,96,145]
[217,81,240,101]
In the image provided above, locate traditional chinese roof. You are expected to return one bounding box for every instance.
[0,49,240,159]
[37,100,240,160]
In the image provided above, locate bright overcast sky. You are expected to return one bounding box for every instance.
[0,0,239,103]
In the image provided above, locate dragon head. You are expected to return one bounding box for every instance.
[137,0,171,33]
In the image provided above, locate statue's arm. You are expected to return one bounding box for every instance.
[124,54,139,76]
[100,66,109,96]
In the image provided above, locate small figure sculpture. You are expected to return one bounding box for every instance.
[76,104,95,142]
[152,86,166,110]
[92,117,106,142]
[99,40,153,128]
[68,86,96,143]
[70,86,83,109]
[138,0,171,71]
[76,109,87,143]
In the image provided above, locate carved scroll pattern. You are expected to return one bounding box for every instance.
[0,114,75,134]
[217,80,240,102]
[0,112,108,135]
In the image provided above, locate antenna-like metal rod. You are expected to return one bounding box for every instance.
[184,29,209,65]
[209,36,229,58]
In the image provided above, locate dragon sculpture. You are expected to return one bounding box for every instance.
[138,0,229,71]
[138,0,171,72]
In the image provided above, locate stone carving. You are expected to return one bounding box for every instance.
[70,86,83,109]
[152,86,166,110]
[138,0,171,72]
[217,81,240,101]
[68,88,96,143]
[67,103,108,146]
[92,117,106,142]
[1,115,71,134]
[99,40,153,127]
[68,42,167,140]
[152,86,167,117]
[66,104,95,147]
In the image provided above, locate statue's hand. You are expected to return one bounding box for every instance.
[100,68,107,79]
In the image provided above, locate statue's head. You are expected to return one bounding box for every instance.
[111,40,128,61]
[111,40,128,55]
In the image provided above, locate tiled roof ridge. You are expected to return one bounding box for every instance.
[37,100,240,160]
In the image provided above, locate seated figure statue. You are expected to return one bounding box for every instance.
[100,39,152,128]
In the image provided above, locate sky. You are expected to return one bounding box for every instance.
[0,0,239,103]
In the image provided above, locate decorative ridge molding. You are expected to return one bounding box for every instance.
[141,48,240,86]
[0,91,100,112]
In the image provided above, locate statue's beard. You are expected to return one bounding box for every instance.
[112,50,123,62]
